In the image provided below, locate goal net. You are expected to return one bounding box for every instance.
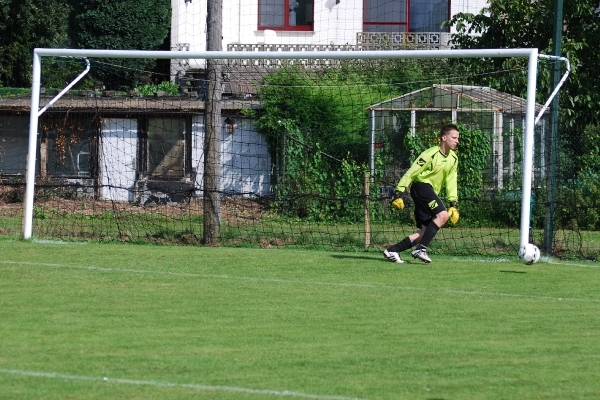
[10,48,583,258]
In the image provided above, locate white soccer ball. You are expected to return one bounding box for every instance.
[518,243,540,264]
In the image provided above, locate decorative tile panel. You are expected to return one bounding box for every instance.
[225,33,451,66]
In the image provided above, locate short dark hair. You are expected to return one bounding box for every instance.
[440,124,459,137]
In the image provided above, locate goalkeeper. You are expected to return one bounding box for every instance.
[384,124,460,263]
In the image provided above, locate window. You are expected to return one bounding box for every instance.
[0,115,29,175]
[409,0,449,32]
[259,0,313,31]
[364,0,407,32]
[147,118,187,179]
[43,118,93,177]
[363,0,449,33]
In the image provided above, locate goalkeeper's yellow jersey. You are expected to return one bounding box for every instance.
[395,145,458,203]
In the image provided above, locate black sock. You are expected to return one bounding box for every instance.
[387,237,412,253]
[417,223,440,249]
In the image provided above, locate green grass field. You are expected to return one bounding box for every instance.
[1,238,599,399]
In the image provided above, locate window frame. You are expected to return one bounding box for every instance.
[363,0,409,32]
[39,113,98,179]
[362,0,451,33]
[138,114,193,182]
[258,0,314,32]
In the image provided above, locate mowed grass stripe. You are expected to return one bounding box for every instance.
[1,240,600,399]
[1,259,599,304]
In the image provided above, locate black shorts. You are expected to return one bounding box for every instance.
[410,182,447,229]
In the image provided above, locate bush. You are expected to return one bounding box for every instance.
[557,168,600,230]
[134,81,180,96]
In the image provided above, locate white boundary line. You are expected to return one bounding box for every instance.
[448,256,600,267]
[542,259,600,268]
[19,239,599,267]
[449,257,511,263]
[0,369,364,400]
[2,260,599,303]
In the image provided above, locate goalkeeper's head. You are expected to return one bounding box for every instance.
[440,124,460,154]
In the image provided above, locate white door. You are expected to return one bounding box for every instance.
[100,118,138,201]
[191,115,205,196]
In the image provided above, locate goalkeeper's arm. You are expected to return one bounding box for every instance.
[394,151,434,194]
[445,160,458,205]
[445,159,459,224]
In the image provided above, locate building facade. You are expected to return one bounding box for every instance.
[170,0,488,74]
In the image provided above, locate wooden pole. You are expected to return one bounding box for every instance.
[364,172,371,249]
[203,0,223,245]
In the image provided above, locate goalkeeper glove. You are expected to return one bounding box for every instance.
[448,202,459,225]
[391,190,406,210]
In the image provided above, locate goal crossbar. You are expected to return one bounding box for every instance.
[25,47,541,250]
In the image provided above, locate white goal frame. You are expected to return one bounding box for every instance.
[24,47,560,252]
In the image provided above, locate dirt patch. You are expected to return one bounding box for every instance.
[0,195,272,224]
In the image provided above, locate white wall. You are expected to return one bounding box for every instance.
[220,117,271,197]
[191,115,205,194]
[100,118,138,202]
[192,115,271,198]
[172,0,488,54]
[224,0,362,46]
[99,115,271,201]
[171,0,208,72]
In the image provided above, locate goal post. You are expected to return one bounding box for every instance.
[24,47,548,255]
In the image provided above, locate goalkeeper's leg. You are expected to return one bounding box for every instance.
[386,232,420,254]
[384,229,424,263]
[384,184,450,264]
[411,212,448,263]
[409,183,449,263]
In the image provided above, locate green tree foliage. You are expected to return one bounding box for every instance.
[245,65,383,221]
[380,58,453,94]
[0,0,171,89]
[557,124,600,230]
[41,57,95,91]
[68,0,171,89]
[245,60,459,221]
[250,64,382,161]
[0,0,71,87]
[268,121,368,222]
[250,60,452,162]
[445,0,600,129]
